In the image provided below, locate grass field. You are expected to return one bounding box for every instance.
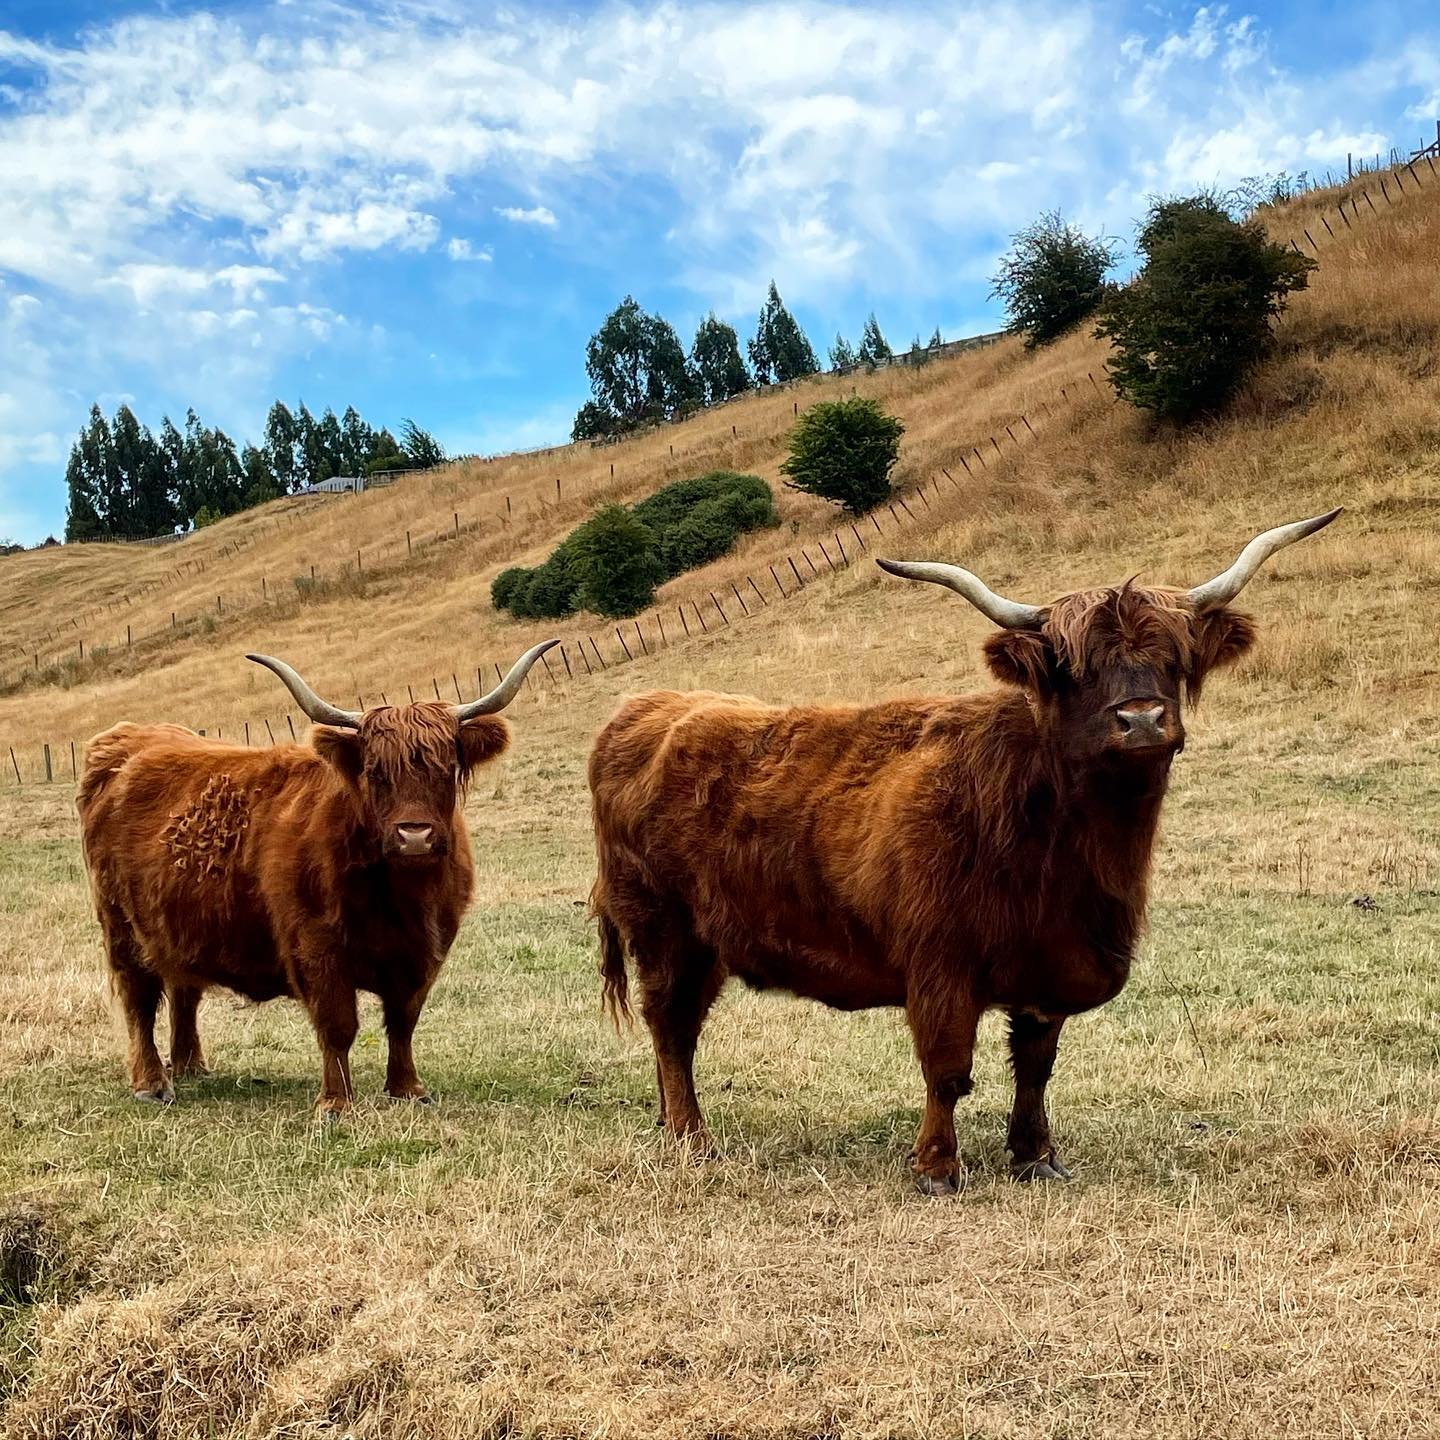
[1,172,1438,1439]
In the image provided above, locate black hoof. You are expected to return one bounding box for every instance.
[914,1169,967,1197]
[133,1086,175,1105]
[1012,1155,1072,1182]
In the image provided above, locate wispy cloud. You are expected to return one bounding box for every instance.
[495,205,557,227]
[446,237,494,262]
[0,1,1431,540]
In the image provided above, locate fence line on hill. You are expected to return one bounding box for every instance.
[0,339,1008,692]
[8,362,1117,784]
[5,135,1434,778]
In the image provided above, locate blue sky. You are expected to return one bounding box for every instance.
[2,1,1438,542]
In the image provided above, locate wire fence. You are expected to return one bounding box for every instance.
[0,337,1006,692]
[5,135,1433,785]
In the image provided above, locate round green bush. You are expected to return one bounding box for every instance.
[570,506,664,618]
[780,397,904,514]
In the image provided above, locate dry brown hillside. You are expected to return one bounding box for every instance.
[0,169,1436,1440]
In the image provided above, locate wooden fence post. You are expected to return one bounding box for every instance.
[730,580,751,614]
[43,744,53,782]
[70,741,77,780]
[9,747,20,785]
[769,564,787,597]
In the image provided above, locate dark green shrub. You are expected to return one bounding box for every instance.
[364,453,411,475]
[660,480,776,574]
[1094,194,1316,420]
[570,506,663,618]
[990,210,1119,349]
[490,566,529,612]
[510,543,580,620]
[491,470,776,619]
[780,397,904,514]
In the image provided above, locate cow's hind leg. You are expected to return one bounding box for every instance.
[168,984,210,1079]
[905,981,982,1196]
[1006,1011,1071,1182]
[634,918,724,1149]
[100,906,171,1103]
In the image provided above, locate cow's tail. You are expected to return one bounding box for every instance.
[75,726,137,906]
[594,896,632,1029]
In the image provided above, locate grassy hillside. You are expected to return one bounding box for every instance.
[0,170,1436,1439]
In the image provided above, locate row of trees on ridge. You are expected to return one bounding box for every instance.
[65,402,445,543]
[573,285,942,441]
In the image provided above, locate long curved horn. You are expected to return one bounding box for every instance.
[875,558,1043,630]
[247,654,362,729]
[1187,508,1342,610]
[453,639,561,721]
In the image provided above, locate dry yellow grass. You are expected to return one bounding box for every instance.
[0,172,1437,1439]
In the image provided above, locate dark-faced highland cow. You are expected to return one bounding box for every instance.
[78,640,557,1115]
[589,511,1340,1193]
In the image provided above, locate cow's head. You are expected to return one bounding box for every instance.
[878,509,1339,772]
[247,640,559,862]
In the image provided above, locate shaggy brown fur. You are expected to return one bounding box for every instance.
[78,703,511,1114]
[589,585,1258,1193]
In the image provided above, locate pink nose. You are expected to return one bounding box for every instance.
[395,823,435,854]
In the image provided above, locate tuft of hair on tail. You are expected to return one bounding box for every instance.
[596,910,631,1029]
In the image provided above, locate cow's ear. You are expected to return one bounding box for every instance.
[311,726,364,785]
[983,629,1057,695]
[1187,607,1257,702]
[457,717,511,776]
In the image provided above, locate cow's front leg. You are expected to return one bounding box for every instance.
[382,980,436,1102]
[1006,1011,1071,1181]
[302,976,359,1119]
[905,986,982,1196]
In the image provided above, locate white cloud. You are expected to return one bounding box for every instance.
[495,205,557,227]
[0,1,1429,540]
[447,237,494,261]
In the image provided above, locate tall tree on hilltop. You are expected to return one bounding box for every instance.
[158,417,189,524]
[400,418,446,470]
[747,282,819,385]
[366,427,405,473]
[317,407,346,479]
[576,296,700,438]
[856,313,893,370]
[264,401,301,493]
[180,410,244,521]
[113,404,175,537]
[829,333,858,371]
[79,405,127,537]
[295,404,327,489]
[340,405,374,475]
[690,313,750,405]
[63,439,104,542]
[241,444,281,507]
